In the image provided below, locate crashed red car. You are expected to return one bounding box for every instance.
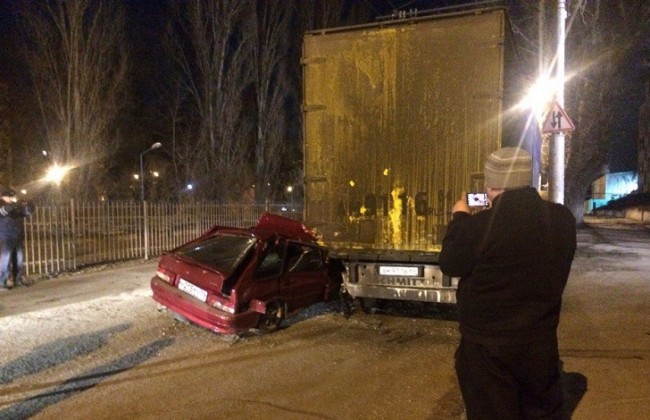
[151,213,340,334]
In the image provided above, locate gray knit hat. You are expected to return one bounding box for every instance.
[484,147,532,189]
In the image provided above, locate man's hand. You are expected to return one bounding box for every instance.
[451,192,471,214]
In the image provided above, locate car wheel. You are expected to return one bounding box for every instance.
[258,301,284,333]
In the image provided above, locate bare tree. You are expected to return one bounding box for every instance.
[297,0,345,31]
[563,1,650,222]
[164,0,254,202]
[250,1,293,203]
[19,0,129,200]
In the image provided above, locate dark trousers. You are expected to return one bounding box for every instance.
[0,237,25,285]
[455,337,564,420]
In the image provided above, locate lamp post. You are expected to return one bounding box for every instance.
[139,142,162,201]
[139,142,161,260]
[550,0,567,204]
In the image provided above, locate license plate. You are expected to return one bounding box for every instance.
[178,278,208,302]
[378,265,420,277]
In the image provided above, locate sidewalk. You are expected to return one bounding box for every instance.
[0,260,158,318]
[583,214,650,229]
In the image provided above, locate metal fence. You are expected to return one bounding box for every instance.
[23,201,302,277]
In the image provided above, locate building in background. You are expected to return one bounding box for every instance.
[586,171,638,213]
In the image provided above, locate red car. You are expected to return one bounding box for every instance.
[151,213,341,335]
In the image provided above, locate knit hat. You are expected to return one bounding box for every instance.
[0,187,16,197]
[484,147,532,189]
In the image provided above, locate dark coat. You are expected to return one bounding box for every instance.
[0,201,34,240]
[439,187,576,345]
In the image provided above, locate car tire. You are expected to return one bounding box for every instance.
[258,301,284,333]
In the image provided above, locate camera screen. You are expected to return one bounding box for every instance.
[467,193,489,207]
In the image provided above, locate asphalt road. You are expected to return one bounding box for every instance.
[0,220,649,419]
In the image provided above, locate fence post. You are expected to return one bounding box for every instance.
[195,201,201,237]
[70,199,77,270]
[143,200,149,260]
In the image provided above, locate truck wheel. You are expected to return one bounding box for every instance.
[258,301,284,333]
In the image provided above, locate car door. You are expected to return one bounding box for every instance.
[247,240,286,303]
[281,241,329,310]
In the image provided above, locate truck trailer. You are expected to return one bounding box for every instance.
[301,6,523,308]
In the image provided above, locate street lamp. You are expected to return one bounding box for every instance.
[139,142,161,261]
[139,142,162,201]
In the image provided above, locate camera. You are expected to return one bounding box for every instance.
[466,192,489,207]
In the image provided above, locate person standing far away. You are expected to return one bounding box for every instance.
[0,187,35,290]
[439,147,577,419]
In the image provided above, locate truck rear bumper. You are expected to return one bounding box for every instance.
[344,282,456,304]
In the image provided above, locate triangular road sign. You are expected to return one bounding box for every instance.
[542,100,575,134]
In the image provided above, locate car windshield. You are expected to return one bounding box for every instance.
[174,233,257,274]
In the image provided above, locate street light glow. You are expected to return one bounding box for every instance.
[44,164,70,185]
[519,76,559,120]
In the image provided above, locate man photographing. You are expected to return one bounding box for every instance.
[439,147,577,419]
[0,187,35,290]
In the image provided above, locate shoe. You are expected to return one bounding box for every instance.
[5,279,14,289]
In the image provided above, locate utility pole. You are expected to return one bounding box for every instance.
[550,0,567,204]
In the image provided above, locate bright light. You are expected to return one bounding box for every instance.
[20,189,27,195]
[349,180,355,187]
[152,171,159,177]
[44,164,70,185]
[133,173,140,180]
[186,184,193,190]
[42,150,48,157]
[286,186,293,193]
[383,168,389,176]
[519,76,560,120]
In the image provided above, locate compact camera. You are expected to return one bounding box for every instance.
[466,192,489,207]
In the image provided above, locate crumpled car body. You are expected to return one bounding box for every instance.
[151,213,340,334]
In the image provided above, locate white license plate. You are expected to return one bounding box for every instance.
[178,278,208,302]
[378,266,420,277]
